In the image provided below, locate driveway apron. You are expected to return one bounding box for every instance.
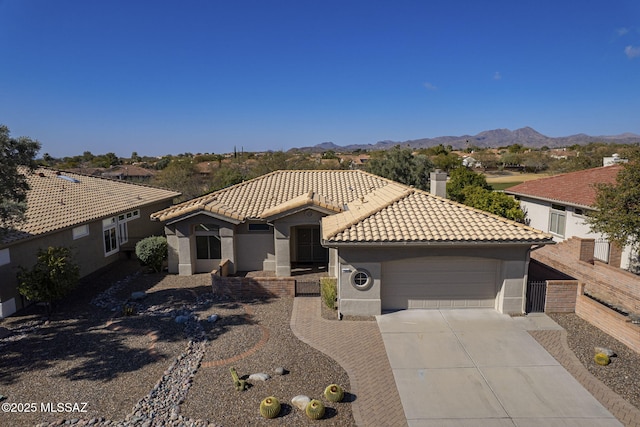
[377,309,623,427]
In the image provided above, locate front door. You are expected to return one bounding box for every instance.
[297,226,328,263]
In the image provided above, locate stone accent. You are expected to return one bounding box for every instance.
[544,280,578,313]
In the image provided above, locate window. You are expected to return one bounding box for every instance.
[0,248,10,266]
[195,224,221,260]
[103,217,118,256]
[118,221,129,245]
[549,204,566,237]
[72,224,89,240]
[574,208,584,216]
[248,223,271,232]
[115,209,140,245]
[350,269,373,291]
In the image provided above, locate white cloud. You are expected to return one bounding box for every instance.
[617,27,629,36]
[423,82,438,91]
[625,45,640,59]
[493,71,502,80]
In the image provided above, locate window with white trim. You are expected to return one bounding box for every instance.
[103,217,118,256]
[72,224,90,240]
[195,224,221,260]
[116,210,140,245]
[118,221,129,244]
[549,204,566,237]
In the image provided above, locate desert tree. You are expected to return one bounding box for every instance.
[587,153,640,260]
[0,125,41,231]
[366,146,433,190]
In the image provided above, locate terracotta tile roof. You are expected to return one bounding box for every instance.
[152,170,552,245]
[323,188,552,244]
[505,165,622,208]
[1,168,180,245]
[151,170,390,222]
[259,191,343,219]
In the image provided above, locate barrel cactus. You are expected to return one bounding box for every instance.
[305,399,325,420]
[260,396,281,419]
[324,384,344,402]
[594,352,611,366]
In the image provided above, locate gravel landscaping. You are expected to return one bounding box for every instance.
[0,260,353,426]
[549,313,640,410]
[0,259,638,426]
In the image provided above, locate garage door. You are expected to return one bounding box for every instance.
[381,257,499,310]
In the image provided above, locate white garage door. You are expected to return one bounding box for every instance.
[381,257,499,310]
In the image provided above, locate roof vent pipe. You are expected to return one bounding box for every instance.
[430,169,447,198]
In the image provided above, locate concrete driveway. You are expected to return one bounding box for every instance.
[377,309,622,427]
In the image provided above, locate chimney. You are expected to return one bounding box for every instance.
[430,169,447,198]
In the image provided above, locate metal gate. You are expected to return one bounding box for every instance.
[526,281,547,313]
[295,279,320,297]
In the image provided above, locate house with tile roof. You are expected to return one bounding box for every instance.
[505,164,634,269]
[0,168,180,317]
[152,170,553,317]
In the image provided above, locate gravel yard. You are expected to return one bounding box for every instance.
[0,259,638,426]
[549,313,640,410]
[0,261,353,426]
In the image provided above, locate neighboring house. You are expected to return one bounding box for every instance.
[602,153,628,167]
[101,165,157,182]
[505,165,634,269]
[0,168,180,317]
[462,156,480,168]
[151,170,552,317]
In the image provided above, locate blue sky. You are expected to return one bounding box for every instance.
[1,0,639,158]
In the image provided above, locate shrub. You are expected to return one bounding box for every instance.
[135,236,168,272]
[320,277,337,310]
[17,246,80,314]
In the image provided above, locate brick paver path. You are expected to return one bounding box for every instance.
[290,297,408,427]
[531,329,640,427]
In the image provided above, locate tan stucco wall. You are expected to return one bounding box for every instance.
[0,201,170,317]
[334,245,531,317]
[272,209,325,277]
[165,213,236,275]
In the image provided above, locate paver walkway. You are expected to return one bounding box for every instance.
[291,297,640,427]
[290,297,408,427]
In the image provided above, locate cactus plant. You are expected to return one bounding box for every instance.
[324,384,344,402]
[305,399,325,420]
[230,367,248,391]
[594,352,611,366]
[260,396,281,419]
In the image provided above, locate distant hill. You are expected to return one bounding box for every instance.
[293,127,640,153]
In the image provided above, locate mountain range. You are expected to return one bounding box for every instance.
[294,127,640,153]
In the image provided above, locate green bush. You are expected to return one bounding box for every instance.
[135,236,168,272]
[320,277,337,310]
[17,246,80,314]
